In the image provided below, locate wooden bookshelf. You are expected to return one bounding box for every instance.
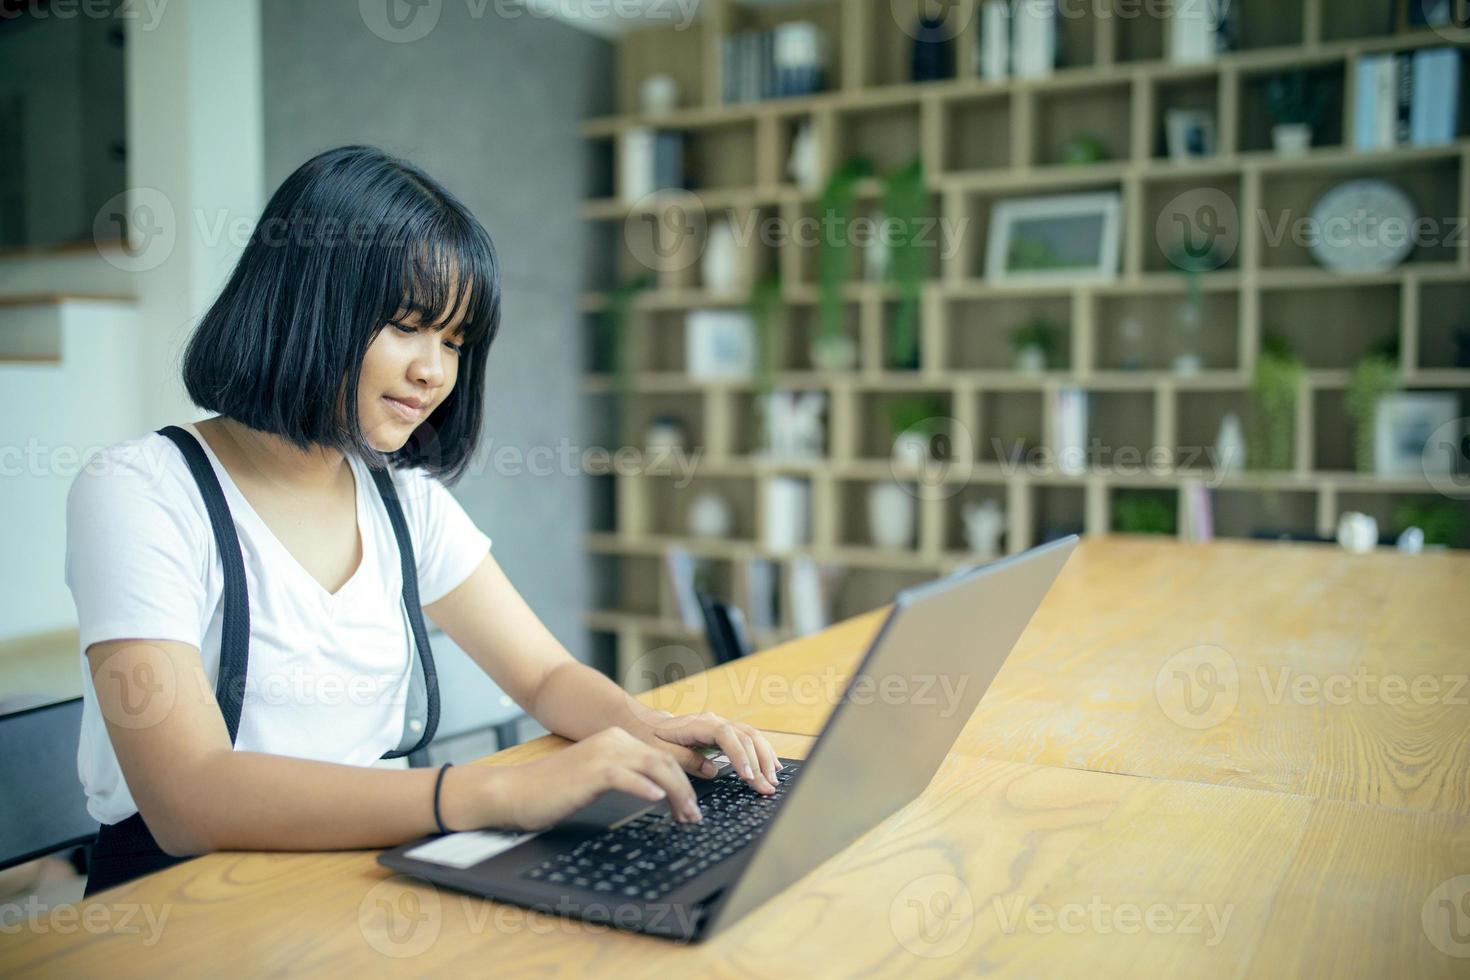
[582,0,1470,680]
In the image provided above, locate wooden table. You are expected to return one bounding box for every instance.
[3,537,1468,978]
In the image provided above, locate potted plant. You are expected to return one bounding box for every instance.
[1393,500,1469,549]
[1265,71,1328,156]
[813,156,874,371]
[1248,332,1304,471]
[886,394,946,467]
[1345,354,1400,473]
[1009,317,1061,374]
[1113,492,1177,536]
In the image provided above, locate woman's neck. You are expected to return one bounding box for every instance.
[211,416,350,493]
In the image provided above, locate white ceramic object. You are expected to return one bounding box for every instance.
[1214,412,1245,476]
[688,491,733,538]
[867,482,916,549]
[1308,179,1418,274]
[1014,345,1046,374]
[865,210,890,282]
[963,499,1006,558]
[639,74,679,115]
[1271,122,1312,156]
[891,430,930,469]
[1336,511,1378,554]
[701,217,741,294]
[810,333,857,371]
[788,119,821,191]
[644,419,686,453]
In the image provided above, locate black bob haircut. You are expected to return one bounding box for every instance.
[182,144,502,485]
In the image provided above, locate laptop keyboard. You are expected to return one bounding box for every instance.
[521,762,802,901]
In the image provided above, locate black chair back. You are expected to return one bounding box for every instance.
[697,593,752,666]
[0,697,98,871]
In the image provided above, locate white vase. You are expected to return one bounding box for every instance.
[1271,123,1311,156]
[867,483,916,549]
[688,491,733,538]
[702,218,741,294]
[1214,413,1245,476]
[962,499,1006,559]
[788,120,821,191]
[639,74,679,115]
[1336,511,1378,554]
[891,430,930,469]
[1014,345,1046,374]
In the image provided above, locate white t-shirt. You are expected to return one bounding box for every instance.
[64,422,492,825]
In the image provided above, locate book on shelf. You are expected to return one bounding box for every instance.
[977,0,1010,80]
[663,545,705,630]
[761,476,811,552]
[1049,386,1090,477]
[787,555,828,637]
[1170,0,1231,64]
[1012,0,1055,78]
[1180,480,1214,542]
[744,558,780,633]
[618,128,684,202]
[724,21,825,103]
[1354,47,1460,151]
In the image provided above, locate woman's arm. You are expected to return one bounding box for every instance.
[425,554,781,791]
[87,636,704,853]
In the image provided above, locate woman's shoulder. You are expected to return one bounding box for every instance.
[67,425,205,518]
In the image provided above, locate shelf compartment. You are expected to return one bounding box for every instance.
[1151,73,1221,159]
[948,294,1073,372]
[943,482,1009,553]
[623,392,707,453]
[589,553,664,617]
[856,389,958,460]
[1110,0,1164,64]
[830,567,935,621]
[1259,283,1400,369]
[837,478,921,551]
[726,0,844,100]
[834,102,923,174]
[1032,79,1133,167]
[682,120,760,190]
[1033,485,1086,544]
[1256,156,1462,270]
[961,179,1127,280]
[1318,0,1394,44]
[943,92,1012,174]
[864,0,965,87]
[732,387,831,458]
[1087,390,1157,463]
[615,23,705,114]
[777,300,862,371]
[1234,0,1306,51]
[1143,173,1244,272]
[647,474,758,542]
[1238,62,1346,154]
[1176,390,1253,470]
[1312,386,1357,472]
[1211,488,1319,541]
[1418,281,1470,370]
[1096,291,1239,372]
[977,390,1045,464]
[587,474,618,535]
[1110,487,1178,536]
[1336,491,1470,548]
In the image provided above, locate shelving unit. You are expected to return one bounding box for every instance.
[583,0,1470,681]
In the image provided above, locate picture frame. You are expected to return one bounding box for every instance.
[985,191,1122,283]
[1373,392,1460,475]
[685,308,755,379]
[1164,109,1217,160]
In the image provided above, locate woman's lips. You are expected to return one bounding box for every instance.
[382,395,428,422]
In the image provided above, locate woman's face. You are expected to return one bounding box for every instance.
[358,293,469,451]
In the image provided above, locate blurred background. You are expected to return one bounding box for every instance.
[2,0,1469,900]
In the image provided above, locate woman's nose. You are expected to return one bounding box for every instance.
[409,337,446,386]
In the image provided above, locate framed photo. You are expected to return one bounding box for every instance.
[1165,109,1217,160]
[685,308,755,379]
[1374,392,1460,475]
[985,192,1122,283]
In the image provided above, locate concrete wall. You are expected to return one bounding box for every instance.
[261,0,612,664]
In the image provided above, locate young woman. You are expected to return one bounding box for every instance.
[66,145,779,895]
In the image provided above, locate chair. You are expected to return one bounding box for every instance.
[696,593,752,666]
[0,697,98,872]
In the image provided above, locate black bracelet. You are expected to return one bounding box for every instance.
[433,762,455,835]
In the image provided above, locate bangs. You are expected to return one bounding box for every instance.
[383,211,499,350]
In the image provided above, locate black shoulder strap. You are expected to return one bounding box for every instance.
[368,465,440,759]
[156,426,251,743]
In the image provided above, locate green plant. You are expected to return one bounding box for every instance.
[1009,317,1061,359]
[747,272,784,400]
[1344,354,1400,473]
[886,394,946,440]
[1061,134,1107,165]
[882,157,928,370]
[603,272,654,447]
[1113,493,1177,535]
[1265,70,1329,127]
[817,156,875,352]
[1248,333,1304,471]
[1393,500,1469,548]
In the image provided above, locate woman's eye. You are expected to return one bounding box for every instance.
[443,339,463,353]
[391,321,416,335]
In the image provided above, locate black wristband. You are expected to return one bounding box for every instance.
[433,762,455,835]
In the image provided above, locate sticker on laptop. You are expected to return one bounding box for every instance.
[405,830,540,870]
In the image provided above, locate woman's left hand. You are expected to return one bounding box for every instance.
[640,712,782,795]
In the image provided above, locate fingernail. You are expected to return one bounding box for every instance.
[702,761,718,776]
[743,765,753,780]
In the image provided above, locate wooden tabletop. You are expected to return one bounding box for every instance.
[3,537,1468,978]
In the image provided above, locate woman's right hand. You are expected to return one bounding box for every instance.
[476,726,703,831]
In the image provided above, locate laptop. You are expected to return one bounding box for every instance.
[379,534,1078,941]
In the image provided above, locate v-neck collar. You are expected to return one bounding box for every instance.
[183,422,373,605]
